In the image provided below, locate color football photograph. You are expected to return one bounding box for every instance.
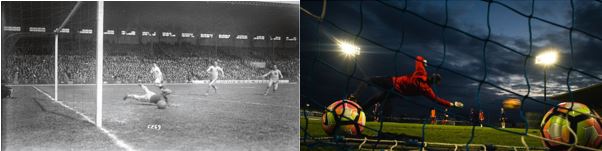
[1,1,299,150]
[300,0,602,150]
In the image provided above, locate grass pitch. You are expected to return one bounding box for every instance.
[2,83,298,150]
[300,116,544,148]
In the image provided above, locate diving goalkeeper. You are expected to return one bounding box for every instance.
[124,84,172,105]
[350,56,464,110]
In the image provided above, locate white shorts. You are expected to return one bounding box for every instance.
[268,79,279,86]
[209,76,218,84]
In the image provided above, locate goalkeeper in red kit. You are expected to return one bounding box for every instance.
[350,56,464,111]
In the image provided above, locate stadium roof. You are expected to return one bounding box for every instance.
[551,83,602,112]
[2,1,299,36]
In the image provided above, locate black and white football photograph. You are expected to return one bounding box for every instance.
[1,1,299,150]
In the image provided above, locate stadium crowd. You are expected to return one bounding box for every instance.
[2,44,298,84]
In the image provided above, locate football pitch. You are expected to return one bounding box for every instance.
[300,116,545,149]
[2,83,299,150]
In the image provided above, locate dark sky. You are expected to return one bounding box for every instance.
[300,0,602,123]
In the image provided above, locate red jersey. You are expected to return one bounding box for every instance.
[391,56,452,107]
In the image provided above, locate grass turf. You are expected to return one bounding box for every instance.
[300,117,544,148]
[4,83,299,150]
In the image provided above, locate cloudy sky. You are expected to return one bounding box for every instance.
[300,0,602,123]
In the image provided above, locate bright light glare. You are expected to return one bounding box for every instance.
[535,51,558,65]
[337,40,360,57]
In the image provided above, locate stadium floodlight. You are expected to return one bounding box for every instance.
[535,49,558,108]
[336,39,360,57]
[535,50,558,66]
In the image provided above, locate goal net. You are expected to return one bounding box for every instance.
[2,1,103,126]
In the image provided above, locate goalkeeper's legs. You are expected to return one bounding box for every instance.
[124,94,147,102]
[140,84,152,94]
[351,76,393,100]
[351,80,368,100]
[362,91,390,111]
[125,84,152,101]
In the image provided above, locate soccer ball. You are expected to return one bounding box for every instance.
[540,102,602,150]
[157,100,167,109]
[321,99,366,136]
[502,98,521,110]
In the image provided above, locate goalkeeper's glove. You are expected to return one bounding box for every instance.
[451,101,464,108]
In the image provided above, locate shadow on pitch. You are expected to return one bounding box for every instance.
[32,98,96,126]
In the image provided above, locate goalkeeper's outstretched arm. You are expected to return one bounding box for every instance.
[421,85,463,108]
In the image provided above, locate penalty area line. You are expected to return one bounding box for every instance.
[32,86,136,151]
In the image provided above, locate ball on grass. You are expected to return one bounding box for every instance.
[540,102,602,149]
[321,99,365,136]
[157,100,167,109]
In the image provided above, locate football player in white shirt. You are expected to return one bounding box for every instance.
[205,61,224,96]
[260,65,283,96]
[151,63,163,87]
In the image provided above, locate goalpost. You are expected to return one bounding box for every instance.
[96,1,104,127]
[54,1,104,127]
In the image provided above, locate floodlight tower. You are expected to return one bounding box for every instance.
[335,39,361,100]
[535,50,558,105]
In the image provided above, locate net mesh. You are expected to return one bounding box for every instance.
[56,1,98,124]
[1,1,99,124]
[300,0,602,150]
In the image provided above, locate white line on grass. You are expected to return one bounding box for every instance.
[201,98,298,109]
[32,86,136,151]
